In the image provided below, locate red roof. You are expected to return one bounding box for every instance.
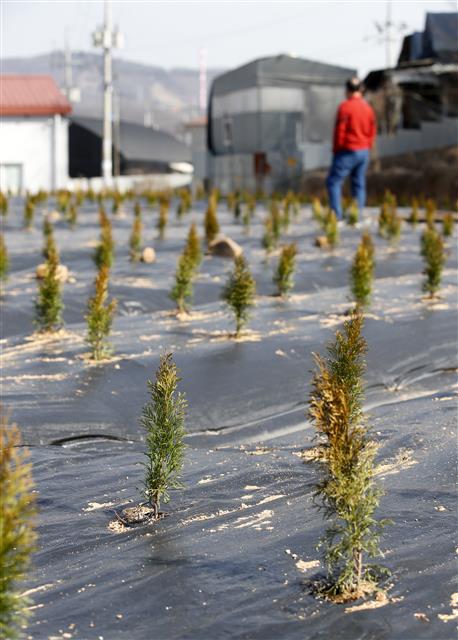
[0,75,72,116]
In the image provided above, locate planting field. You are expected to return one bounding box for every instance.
[1,194,457,640]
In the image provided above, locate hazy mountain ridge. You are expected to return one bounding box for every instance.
[2,51,224,135]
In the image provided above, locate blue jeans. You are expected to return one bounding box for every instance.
[326,149,370,220]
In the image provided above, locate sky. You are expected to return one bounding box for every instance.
[1,0,457,76]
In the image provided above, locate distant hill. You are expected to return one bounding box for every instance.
[2,51,224,136]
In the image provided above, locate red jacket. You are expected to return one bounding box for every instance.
[333,95,376,153]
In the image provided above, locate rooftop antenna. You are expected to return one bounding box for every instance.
[199,48,208,117]
[64,28,73,97]
[369,0,408,69]
[93,0,123,187]
[385,0,392,69]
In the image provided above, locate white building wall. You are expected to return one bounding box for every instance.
[69,173,192,193]
[0,116,69,193]
[53,115,69,191]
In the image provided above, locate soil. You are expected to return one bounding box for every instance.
[2,195,457,639]
[301,145,458,206]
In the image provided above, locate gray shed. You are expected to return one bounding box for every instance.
[207,54,355,191]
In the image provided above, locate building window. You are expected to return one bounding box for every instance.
[0,164,23,195]
[222,115,233,147]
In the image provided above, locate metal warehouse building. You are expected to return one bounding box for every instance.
[207,54,355,192]
[69,116,192,178]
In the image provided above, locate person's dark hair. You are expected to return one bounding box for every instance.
[346,77,362,93]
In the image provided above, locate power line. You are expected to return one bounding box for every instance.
[122,8,311,53]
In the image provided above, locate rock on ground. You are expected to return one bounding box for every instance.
[141,247,156,263]
[209,235,243,258]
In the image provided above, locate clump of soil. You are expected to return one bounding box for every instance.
[309,577,384,605]
[293,445,325,462]
[108,505,165,532]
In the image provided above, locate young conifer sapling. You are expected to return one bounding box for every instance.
[94,209,114,270]
[378,202,390,237]
[74,190,84,207]
[312,197,323,224]
[67,202,78,228]
[421,227,446,298]
[157,201,169,239]
[222,255,256,337]
[0,234,9,282]
[346,200,359,226]
[112,191,123,216]
[0,408,37,640]
[325,210,339,247]
[86,266,117,360]
[309,311,389,601]
[227,192,236,212]
[425,199,436,229]
[361,230,375,266]
[234,198,242,220]
[242,198,253,232]
[184,223,202,270]
[57,190,70,214]
[42,218,56,260]
[386,207,402,243]
[170,251,194,314]
[204,197,220,245]
[0,192,8,216]
[262,217,275,254]
[129,216,143,262]
[350,239,374,307]
[442,212,454,238]
[408,199,419,226]
[140,353,186,519]
[281,200,291,231]
[23,199,35,230]
[270,202,282,244]
[274,243,297,297]
[34,246,64,332]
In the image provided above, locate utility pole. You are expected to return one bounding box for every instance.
[113,89,121,177]
[385,0,392,69]
[371,1,407,70]
[64,32,73,98]
[60,29,81,104]
[93,0,123,187]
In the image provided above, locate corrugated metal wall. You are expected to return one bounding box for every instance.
[208,117,458,192]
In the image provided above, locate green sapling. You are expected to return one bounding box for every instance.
[140,353,187,519]
[222,255,256,337]
[274,243,297,296]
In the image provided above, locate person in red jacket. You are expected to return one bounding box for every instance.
[326,77,376,220]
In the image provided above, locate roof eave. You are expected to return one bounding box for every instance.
[1,106,72,117]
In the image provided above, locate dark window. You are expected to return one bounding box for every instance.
[222,115,233,147]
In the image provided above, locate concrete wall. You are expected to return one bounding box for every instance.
[208,117,458,192]
[0,116,69,193]
[68,172,192,193]
[185,125,207,187]
[302,117,458,171]
[208,154,260,194]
